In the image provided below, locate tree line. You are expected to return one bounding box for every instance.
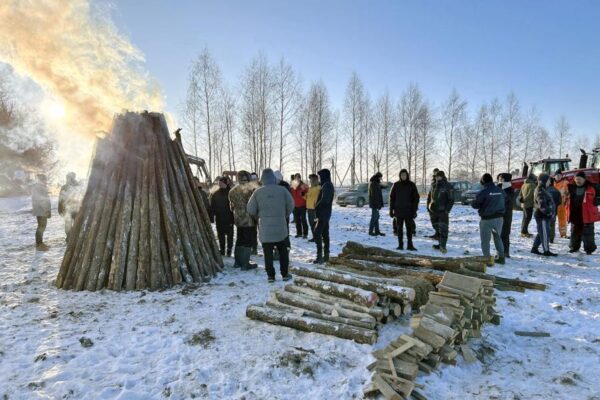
[181,49,599,188]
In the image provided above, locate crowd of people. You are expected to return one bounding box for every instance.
[31,164,598,282]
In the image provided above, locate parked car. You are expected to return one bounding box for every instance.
[448,180,471,203]
[461,182,483,205]
[336,182,391,207]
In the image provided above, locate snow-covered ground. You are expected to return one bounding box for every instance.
[1,196,599,399]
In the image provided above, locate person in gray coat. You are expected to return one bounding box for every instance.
[247,168,294,282]
[32,174,51,251]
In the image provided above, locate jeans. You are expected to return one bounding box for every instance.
[431,212,449,249]
[263,240,289,279]
[521,207,533,234]
[480,217,504,258]
[369,208,380,234]
[293,207,309,237]
[36,216,47,244]
[307,209,316,238]
[532,216,551,253]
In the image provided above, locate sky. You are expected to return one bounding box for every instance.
[112,0,600,138]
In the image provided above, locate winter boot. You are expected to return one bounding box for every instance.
[313,244,324,264]
[396,242,404,251]
[543,251,558,257]
[494,256,506,265]
[282,274,293,282]
[36,243,49,252]
[377,232,386,237]
[241,247,257,270]
[407,237,417,251]
[226,248,232,257]
[531,248,542,255]
[233,246,243,268]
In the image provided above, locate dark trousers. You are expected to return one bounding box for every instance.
[294,207,309,237]
[431,212,449,249]
[216,221,234,254]
[36,216,47,244]
[395,216,414,246]
[570,223,597,254]
[369,208,380,234]
[429,212,439,236]
[236,226,255,247]
[532,216,551,253]
[521,207,533,234]
[549,215,557,243]
[314,216,330,257]
[307,209,316,238]
[263,240,289,278]
[501,210,512,256]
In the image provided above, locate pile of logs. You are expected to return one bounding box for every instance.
[246,264,434,344]
[340,241,547,293]
[56,112,223,291]
[365,271,500,399]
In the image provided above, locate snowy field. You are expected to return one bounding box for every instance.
[1,196,599,400]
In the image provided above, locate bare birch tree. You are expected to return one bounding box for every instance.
[441,89,467,180]
[273,57,301,172]
[503,92,521,172]
[373,92,394,181]
[397,84,424,179]
[554,115,571,158]
[343,72,364,185]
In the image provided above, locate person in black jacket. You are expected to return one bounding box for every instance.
[368,172,385,236]
[497,173,514,258]
[209,177,235,257]
[428,170,454,253]
[313,169,334,264]
[426,168,440,239]
[389,169,420,251]
[532,173,557,256]
[472,173,506,264]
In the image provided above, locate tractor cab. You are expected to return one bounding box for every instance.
[591,148,600,169]
[524,158,571,178]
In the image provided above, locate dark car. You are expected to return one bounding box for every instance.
[461,182,483,205]
[336,182,392,207]
[448,180,471,203]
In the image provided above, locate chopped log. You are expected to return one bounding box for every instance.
[457,268,547,291]
[514,331,551,337]
[284,284,385,320]
[372,374,404,400]
[246,304,377,344]
[265,298,375,329]
[460,344,478,363]
[413,326,446,349]
[418,316,456,340]
[293,276,379,307]
[290,266,415,303]
[274,291,376,325]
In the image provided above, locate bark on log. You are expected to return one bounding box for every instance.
[293,276,379,307]
[290,266,415,303]
[246,304,378,345]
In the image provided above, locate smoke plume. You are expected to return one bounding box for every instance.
[0,0,165,175]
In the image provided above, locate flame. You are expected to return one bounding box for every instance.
[0,0,165,175]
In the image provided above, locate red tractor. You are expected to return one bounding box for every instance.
[511,148,600,209]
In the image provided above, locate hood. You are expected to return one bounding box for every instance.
[537,173,550,187]
[260,168,277,185]
[526,173,536,183]
[318,169,331,184]
[370,172,382,182]
[399,169,410,181]
[273,170,283,183]
[237,170,251,183]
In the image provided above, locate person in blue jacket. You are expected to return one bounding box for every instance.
[471,173,506,264]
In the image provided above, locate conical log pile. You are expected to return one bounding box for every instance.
[56,112,223,291]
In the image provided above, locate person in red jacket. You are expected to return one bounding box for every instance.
[291,173,309,238]
[567,172,599,254]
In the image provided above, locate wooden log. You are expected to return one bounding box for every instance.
[372,374,403,400]
[514,331,551,337]
[368,358,419,381]
[246,304,378,344]
[135,158,151,289]
[275,291,376,325]
[293,276,379,307]
[418,316,456,340]
[284,284,385,320]
[149,152,166,289]
[412,326,446,349]
[124,160,143,290]
[420,303,455,326]
[457,268,547,291]
[290,266,415,303]
[265,297,375,329]
[330,256,442,285]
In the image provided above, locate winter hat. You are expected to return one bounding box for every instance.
[273,170,284,182]
[218,176,229,184]
[260,168,277,185]
[575,171,586,179]
[481,173,494,184]
[538,173,550,186]
[237,170,251,183]
[497,172,512,182]
[555,169,563,175]
[435,170,446,178]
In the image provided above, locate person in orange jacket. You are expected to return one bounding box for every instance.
[553,169,569,238]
